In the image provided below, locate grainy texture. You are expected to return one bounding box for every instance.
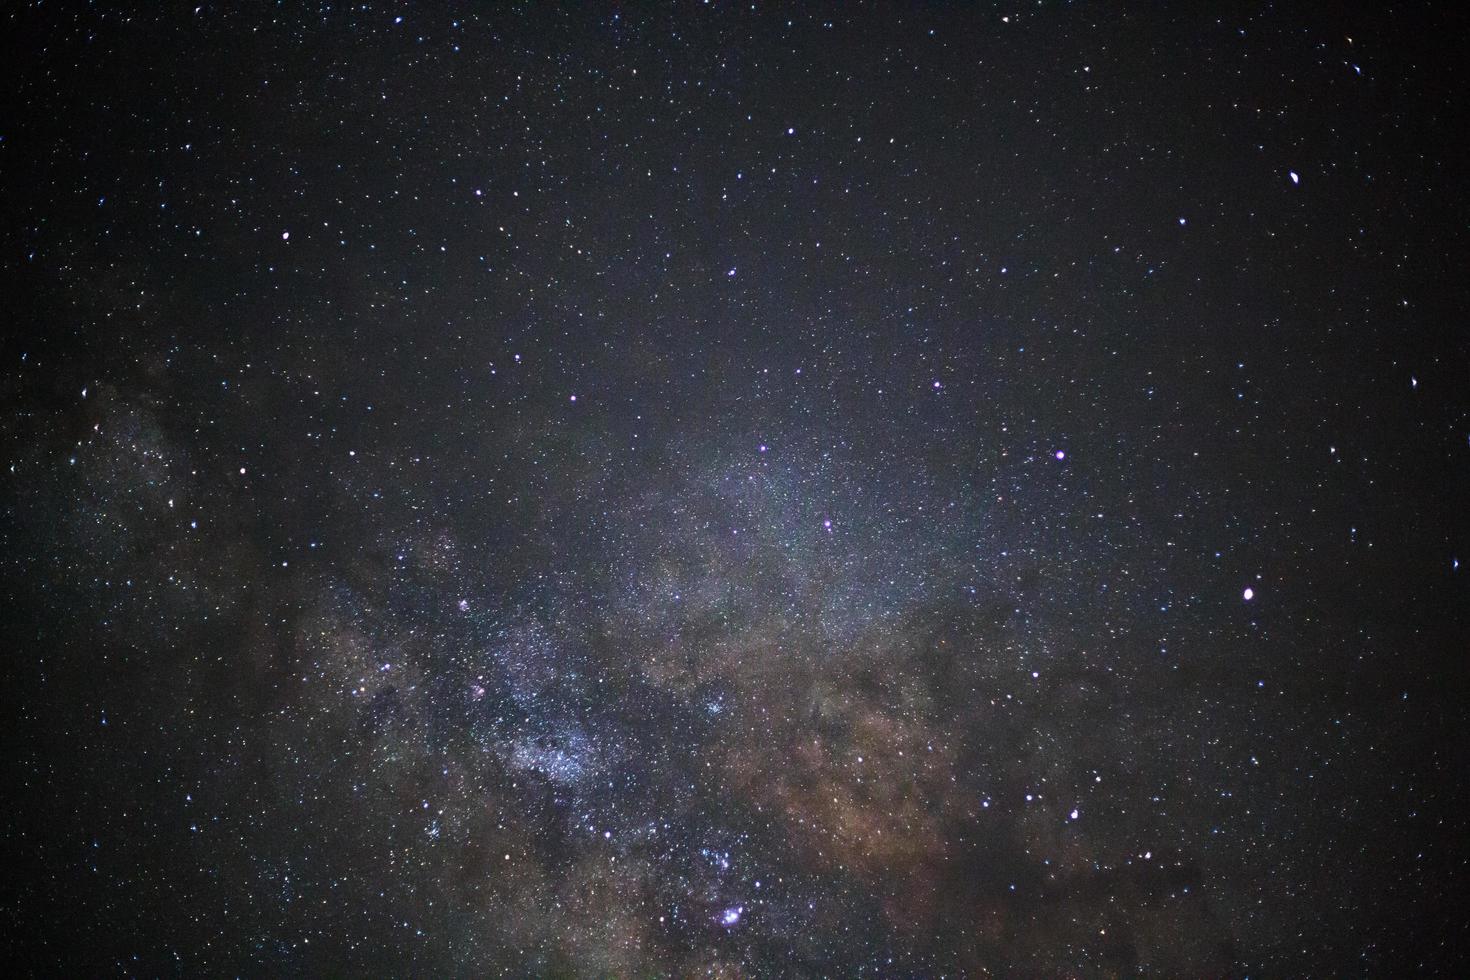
[2,3,1467,976]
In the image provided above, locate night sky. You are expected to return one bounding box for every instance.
[3,2,1468,976]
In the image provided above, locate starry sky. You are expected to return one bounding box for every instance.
[3,2,1468,976]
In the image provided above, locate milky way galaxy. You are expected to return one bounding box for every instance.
[3,3,1468,976]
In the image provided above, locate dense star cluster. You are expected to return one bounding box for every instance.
[3,2,1468,976]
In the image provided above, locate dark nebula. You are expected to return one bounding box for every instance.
[3,3,1467,976]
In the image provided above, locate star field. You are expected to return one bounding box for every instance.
[2,2,1468,976]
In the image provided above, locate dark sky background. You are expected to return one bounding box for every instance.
[3,2,1468,976]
